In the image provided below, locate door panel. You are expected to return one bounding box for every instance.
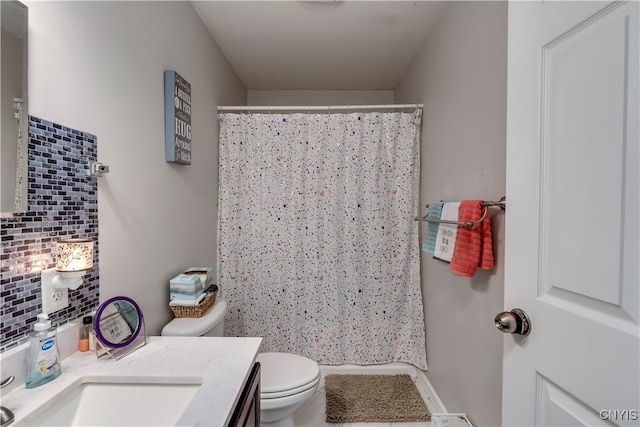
[536,374,612,427]
[504,1,639,426]
[541,2,636,314]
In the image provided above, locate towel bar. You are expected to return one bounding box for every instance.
[414,196,506,227]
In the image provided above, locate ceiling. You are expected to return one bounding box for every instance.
[192,1,447,90]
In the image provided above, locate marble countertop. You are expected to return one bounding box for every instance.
[2,336,262,427]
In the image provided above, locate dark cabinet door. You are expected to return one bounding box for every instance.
[229,362,260,427]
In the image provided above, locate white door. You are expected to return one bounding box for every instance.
[504,1,639,426]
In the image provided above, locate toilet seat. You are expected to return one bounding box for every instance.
[257,352,320,399]
[260,372,320,399]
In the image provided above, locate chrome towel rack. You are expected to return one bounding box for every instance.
[414,196,506,227]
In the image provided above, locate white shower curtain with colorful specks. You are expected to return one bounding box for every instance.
[217,110,427,370]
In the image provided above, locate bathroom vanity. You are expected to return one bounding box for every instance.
[1,336,262,426]
[229,361,260,427]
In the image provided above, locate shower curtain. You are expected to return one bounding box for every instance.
[218,110,428,369]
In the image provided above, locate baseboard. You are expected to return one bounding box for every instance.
[414,368,448,414]
[320,362,417,378]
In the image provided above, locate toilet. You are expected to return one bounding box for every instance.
[161,299,320,427]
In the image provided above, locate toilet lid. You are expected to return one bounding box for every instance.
[257,352,320,397]
[161,299,226,336]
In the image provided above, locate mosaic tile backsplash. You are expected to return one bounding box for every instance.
[0,116,99,352]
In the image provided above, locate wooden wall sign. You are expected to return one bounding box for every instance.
[164,70,192,164]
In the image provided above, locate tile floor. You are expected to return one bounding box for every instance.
[293,363,441,427]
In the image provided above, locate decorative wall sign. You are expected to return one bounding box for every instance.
[164,70,192,164]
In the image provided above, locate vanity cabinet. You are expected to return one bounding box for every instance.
[229,362,260,427]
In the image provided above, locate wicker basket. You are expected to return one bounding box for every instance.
[170,291,217,318]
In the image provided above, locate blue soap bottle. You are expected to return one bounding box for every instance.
[25,313,62,388]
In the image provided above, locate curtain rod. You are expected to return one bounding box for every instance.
[217,103,423,112]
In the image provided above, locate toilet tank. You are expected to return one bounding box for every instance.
[161,299,226,337]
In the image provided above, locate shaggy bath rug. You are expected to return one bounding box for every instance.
[324,374,431,423]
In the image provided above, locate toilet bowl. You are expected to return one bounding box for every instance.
[161,299,320,426]
[257,352,320,426]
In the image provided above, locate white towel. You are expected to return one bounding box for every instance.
[433,202,460,263]
[169,292,207,307]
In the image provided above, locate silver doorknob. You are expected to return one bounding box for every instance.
[495,308,531,336]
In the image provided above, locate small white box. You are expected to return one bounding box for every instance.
[169,273,203,293]
[183,267,213,287]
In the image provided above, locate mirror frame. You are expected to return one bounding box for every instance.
[93,296,144,349]
[1,0,29,215]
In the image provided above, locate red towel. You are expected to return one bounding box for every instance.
[479,206,494,271]
[449,200,494,277]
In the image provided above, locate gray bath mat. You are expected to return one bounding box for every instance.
[324,374,431,423]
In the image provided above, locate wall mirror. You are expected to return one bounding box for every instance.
[1,1,28,215]
[93,296,147,360]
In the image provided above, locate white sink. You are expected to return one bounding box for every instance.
[24,379,201,427]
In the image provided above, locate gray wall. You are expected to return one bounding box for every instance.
[395,2,508,426]
[247,90,394,106]
[24,1,246,337]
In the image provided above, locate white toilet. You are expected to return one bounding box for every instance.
[161,299,320,427]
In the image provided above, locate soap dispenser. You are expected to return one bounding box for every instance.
[25,313,62,389]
